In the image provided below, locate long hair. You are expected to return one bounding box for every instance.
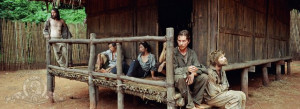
[51,8,61,20]
[139,42,151,53]
[208,50,225,66]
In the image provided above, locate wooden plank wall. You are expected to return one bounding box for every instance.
[193,0,209,65]
[86,0,158,61]
[193,0,290,65]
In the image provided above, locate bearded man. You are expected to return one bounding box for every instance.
[204,50,246,109]
[43,8,72,67]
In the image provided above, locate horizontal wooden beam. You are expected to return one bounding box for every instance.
[48,65,89,74]
[48,36,166,44]
[223,57,292,71]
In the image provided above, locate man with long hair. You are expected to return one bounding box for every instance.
[43,8,72,67]
[204,50,246,109]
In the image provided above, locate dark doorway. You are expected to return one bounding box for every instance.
[158,0,193,48]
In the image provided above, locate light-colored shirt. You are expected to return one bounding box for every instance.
[204,66,229,100]
[137,53,156,72]
[101,50,123,68]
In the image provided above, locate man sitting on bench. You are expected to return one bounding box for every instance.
[204,50,246,109]
[95,43,128,74]
[173,30,208,109]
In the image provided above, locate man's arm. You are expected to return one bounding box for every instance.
[43,19,50,38]
[191,51,207,75]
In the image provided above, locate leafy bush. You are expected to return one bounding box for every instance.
[0,0,86,24]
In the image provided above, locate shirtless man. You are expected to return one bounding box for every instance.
[43,8,72,67]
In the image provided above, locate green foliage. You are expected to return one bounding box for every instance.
[0,0,86,24]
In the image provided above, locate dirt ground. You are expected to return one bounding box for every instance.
[0,61,300,109]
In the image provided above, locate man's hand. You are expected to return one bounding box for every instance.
[188,66,198,73]
[186,73,194,85]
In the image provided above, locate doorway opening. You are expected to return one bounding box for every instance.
[158,0,193,48]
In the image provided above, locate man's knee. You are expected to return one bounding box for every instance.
[194,73,208,84]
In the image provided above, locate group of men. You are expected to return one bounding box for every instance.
[43,8,246,109]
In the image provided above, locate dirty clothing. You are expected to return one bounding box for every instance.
[204,66,246,109]
[51,37,67,67]
[127,53,156,78]
[173,47,208,108]
[96,50,128,74]
[43,18,72,67]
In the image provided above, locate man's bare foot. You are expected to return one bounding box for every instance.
[152,76,159,80]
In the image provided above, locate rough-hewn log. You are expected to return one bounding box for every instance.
[241,68,249,98]
[262,64,269,86]
[166,28,175,109]
[119,76,166,87]
[116,43,124,109]
[46,38,54,103]
[223,57,292,71]
[48,36,166,44]
[88,33,97,109]
[275,61,281,80]
[287,60,291,75]
[48,65,89,74]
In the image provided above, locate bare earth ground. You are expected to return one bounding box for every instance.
[0,61,300,109]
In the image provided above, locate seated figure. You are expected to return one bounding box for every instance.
[204,50,246,109]
[126,42,162,80]
[95,43,128,74]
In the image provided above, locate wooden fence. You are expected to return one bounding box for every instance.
[290,9,300,60]
[0,19,88,70]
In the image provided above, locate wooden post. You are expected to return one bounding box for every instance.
[241,68,248,98]
[116,43,124,109]
[166,28,175,109]
[262,64,269,86]
[66,43,69,67]
[275,61,281,80]
[287,60,291,75]
[46,38,54,103]
[88,33,97,109]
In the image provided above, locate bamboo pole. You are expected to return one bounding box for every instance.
[241,68,249,98]
[48,36,166,44]
[262,64,269,86]
[116,43,124,109]
[166,28,175,109]
[46,38,54,103]
[88,33,97,109]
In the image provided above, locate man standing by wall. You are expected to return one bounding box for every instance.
[43,8,72,67]
[174,30,208,109]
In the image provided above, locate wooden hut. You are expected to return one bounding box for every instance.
[34,0,299,108]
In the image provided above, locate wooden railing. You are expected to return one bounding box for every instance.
[46,28,176,109]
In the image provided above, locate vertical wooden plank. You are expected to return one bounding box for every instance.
[208,0,218,55]
[166,28,175,109]
[241,68,248,98]
[88,33,97,109]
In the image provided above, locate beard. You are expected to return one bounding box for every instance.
[217,59,228,66]
[51,15,57,19]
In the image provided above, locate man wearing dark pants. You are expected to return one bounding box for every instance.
[173,30,208,109]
